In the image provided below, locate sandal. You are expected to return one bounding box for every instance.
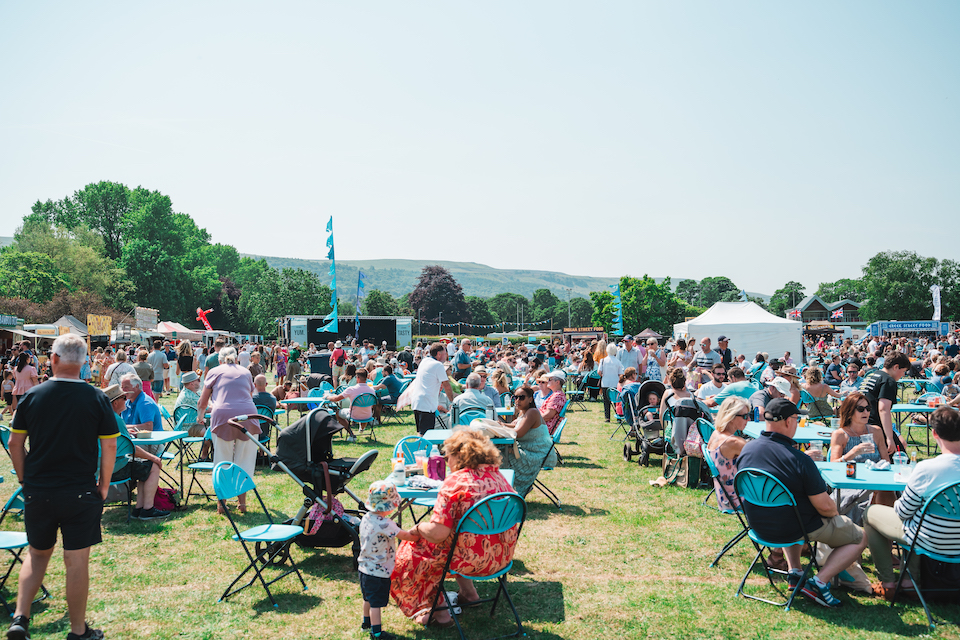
[872,581,916,601]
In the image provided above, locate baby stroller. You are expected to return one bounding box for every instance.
[660,395,714,489]
[226,408,377,567]
[622,380,667,467]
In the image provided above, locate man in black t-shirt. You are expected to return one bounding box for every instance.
[737,399,866,608]
[8,334,118,640]
[860,352,910,457]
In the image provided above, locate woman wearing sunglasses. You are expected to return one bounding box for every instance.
[498,385,558,498]
[829,392,894,511]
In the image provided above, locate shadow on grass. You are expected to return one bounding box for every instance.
[522,502,608,521]
[249,589,322,614]
[557,460,603,470]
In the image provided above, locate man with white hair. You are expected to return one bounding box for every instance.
[8,333,118,640]
[451,373,496,424]
[120,373,163,436]
[452,339,473,382]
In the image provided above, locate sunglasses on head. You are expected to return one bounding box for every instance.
[855,404,869,413]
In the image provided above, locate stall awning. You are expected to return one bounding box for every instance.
[4,329,41,338]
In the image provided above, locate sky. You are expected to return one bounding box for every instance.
[1,2,958,297]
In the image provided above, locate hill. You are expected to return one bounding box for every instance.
[242,255,772,301]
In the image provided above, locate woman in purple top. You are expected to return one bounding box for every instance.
[196,346,261,514]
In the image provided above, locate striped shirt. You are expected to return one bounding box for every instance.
[895,453,960,555]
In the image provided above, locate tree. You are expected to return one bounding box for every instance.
[699,276,739,307]
[364,290,400,316]
[486,293,530,329]
[589,291,615,331]
[675,279,701,306]
[568,297,594,327]
[408,266,470,323]
[465,296,497,326]
[32,181,135,261]
[859,251,958,322]
[768,281,806,317]
[0,252,70,303]
[531,288,560,321]
[815,278,867,303]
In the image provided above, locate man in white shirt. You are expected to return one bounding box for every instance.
[446,340,457,360]
[238,345,251,368]
[408,343,454,435]
[617,335,644,376]
[696,364,728,400]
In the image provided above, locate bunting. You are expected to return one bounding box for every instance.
[319,216,339,334]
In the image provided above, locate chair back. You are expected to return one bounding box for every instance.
[0,487,24,526]
[695,418,715,444]
[213,461,257,501]
[912,481,960,561]
[552,418,567,444]
[799,389,815,406]
[456,408,487,426]
[750,363,767,386]
[500,392,512,407]
[0,425,10,451]
[350,392,378,417]
[701,442,720,478]
[394,435,431,464]
[160,405,175,428]
[174,405,198,426]
[734,468,797,509]
[320,381,335,394]
[457,492,526,537]
[558,399,570,419]
[607,388,620,403]
[307,388,323,398]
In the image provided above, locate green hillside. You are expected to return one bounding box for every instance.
[243,255,693,300]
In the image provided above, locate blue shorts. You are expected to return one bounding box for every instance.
[359,572,391,608]
[152,380,164,394]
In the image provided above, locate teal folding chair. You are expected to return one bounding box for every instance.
[184,429,216,506]
[212,462,307,607]
[254,404,276,465]
[455,407,488,426]
[695,419,719,510]
[427,493,526,640]
[0,488,49,615]
[106,435,136,522]
[393,436,435,523]
[175,407,204,465]
[346,393,379,441]
[159,404,176,429]
[700,442,749,567]
[889,480,960,627]
[608,388,629,440]
[531,418,565,509]
[733,468,819,610]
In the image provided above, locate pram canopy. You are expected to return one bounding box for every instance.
[623,380,666,427]
[277,409,343,481]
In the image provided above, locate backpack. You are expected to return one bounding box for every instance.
[334,350,345,366]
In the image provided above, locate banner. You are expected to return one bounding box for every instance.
[291,317,308,346]
[134,307,158,330]
[931,285,942,323]
[86,314,112,337]
[395,318,412,348]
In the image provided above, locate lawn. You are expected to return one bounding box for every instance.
[2,393,958,639]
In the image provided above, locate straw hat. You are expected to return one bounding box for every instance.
[103,384,125,403]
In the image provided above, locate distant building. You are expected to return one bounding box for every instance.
[787,296,866,331]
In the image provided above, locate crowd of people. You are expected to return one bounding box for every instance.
[3,327,960,638]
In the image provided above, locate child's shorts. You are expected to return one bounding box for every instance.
[359,572,391,608]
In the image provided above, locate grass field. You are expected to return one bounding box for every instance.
[2,392,959,639]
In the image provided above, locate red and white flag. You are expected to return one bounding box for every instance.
[831,309,843,319]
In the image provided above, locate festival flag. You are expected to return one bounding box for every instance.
[354,271,366,340]
[831,309,843,320]
[326,216,333,233]
[931,285,942,322]
[739,289,748,302]
[319,218,338,334]
[789,309,802,319]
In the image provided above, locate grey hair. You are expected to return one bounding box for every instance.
[606,343,618,359]
[465,373,483,389]
[219,346,238,364]
[52,333,87,365]
[119,372,143,387]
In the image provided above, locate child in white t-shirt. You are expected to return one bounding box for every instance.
[358,481,419,640]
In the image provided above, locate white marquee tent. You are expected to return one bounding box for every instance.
[673,302,803,364]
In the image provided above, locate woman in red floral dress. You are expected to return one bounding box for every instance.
[391,430,519,627]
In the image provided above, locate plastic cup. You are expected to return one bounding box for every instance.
[861,433,875,454]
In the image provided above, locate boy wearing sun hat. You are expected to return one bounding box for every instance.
[358,481,420,639]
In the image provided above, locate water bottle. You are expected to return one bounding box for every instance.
[753,407,760,422]
[388,456,406,486]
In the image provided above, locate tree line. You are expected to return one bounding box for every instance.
[1,180,954,337]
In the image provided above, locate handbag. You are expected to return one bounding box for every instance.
[187,423,207,438]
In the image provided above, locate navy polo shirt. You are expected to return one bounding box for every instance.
[736,429,828,542]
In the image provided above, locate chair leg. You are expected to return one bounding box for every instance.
[702,488,719,511]
[496,575,524,638]
[532,479,561,509]
[709,528,749,568]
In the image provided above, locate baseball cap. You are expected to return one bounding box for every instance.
[623,334,633,341]
[718,335,728,342]
[546,370,566,381]
[763,398,807,422]
[768,377,792,396]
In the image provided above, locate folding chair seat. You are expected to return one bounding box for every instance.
[184,430,217,506]
[212,462,307,607]
[0,489,49,615]
[700,443,749,567]
[888,480,960,627]
[393,436,436,523]
[345,393,379,441]
[428,492,527,640]
[733,468,819,610]
[607,388,629,440]
[530,418,566,509]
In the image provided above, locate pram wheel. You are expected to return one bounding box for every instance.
[623,443,633,462]
[639,443,650,467]
[255,540,291,567]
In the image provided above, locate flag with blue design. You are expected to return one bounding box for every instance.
[326,216,333,233]
[739,289,748,302]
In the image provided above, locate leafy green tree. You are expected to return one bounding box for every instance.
[32,181,134,261]
[0,251,70,302]
[860,251,958,322]
[589,290,615,331]
[364,289,400,316]
[465,296,497,326]
[768,281,806,317]
[408,266,470,323]
[699,276,739,307]
[815,278,867,303]
[675,279,701,306]
[486,293,530,329]
[531,288,560,321]
[619,276,688,336]
[569,297,594,327]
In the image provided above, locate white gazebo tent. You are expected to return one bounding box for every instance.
[157,321,204,341]
[673,302,803,364]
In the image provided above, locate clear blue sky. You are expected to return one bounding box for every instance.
[1,2,957,296]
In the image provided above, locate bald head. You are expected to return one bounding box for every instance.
[254,374,267,391]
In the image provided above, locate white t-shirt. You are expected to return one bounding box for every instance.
[446,342,457,358]
[409,357,449,412]
[697,382,726,399]
[358,512,402,578]
[598,356,624,388]
[238,350,251,368]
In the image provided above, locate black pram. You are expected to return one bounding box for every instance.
[622,380,667,467]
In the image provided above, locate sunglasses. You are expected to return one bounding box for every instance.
[714,372,726,378]
[855,405,869,413]
[513,394,528,401]
[736,412,752,420]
